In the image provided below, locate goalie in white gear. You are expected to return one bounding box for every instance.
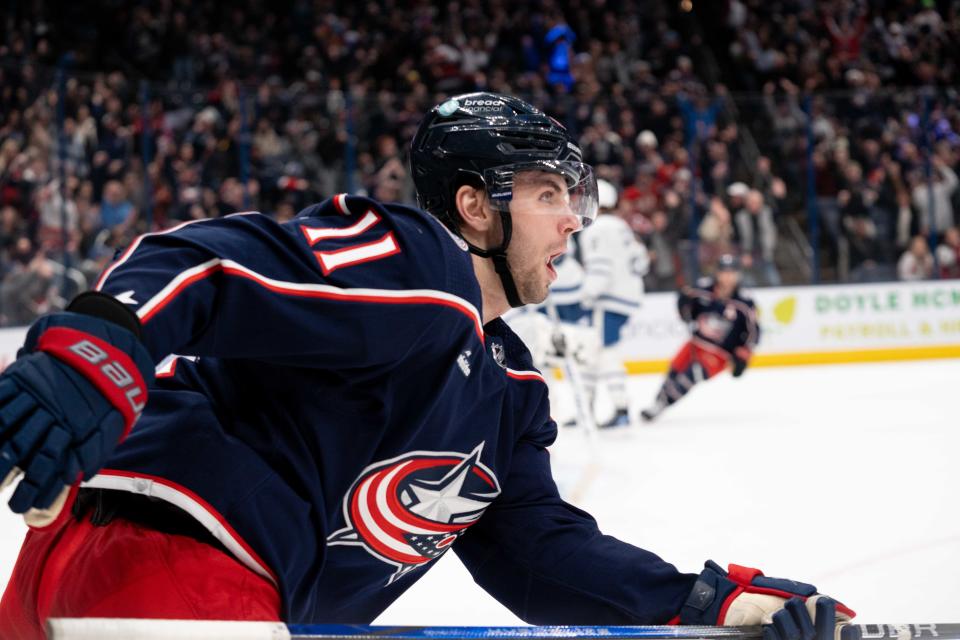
[578,179,650,427]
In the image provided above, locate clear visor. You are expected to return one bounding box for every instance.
[484,161,599,230]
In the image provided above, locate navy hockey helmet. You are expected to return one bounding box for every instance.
[410,92,598,307]
[717,253,742,271]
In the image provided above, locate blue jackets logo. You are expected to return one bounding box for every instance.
[327,443,501,584]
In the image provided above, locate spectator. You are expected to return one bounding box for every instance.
[0,238,56,325]
[545,17,577,92]
[35,179,80,251]
[626,170,661,221]
[839,160,885,281]
[0,206,25,274]
[645,209,678,291]
[699,196,735,271]
[99,180,137,232]
[910,155,958,241]
[825,6,867,64]
[0,0,956,324]
[897,235,934,281]
[735,189,780,286]
[726,182,749,218]
[936,227,960,279]
[752,156,787,214]
[635,130,661,174]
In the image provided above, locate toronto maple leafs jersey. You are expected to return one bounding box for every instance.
[578,214,649,317]
[677,278,760,356]
[87,194,696,624]
[546,237,584,307]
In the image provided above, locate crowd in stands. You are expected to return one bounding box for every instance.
[0,0,959,326]
[726,0,960,282]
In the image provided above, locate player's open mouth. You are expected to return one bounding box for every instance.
[546,251,563,281]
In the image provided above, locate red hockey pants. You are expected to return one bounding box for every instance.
[669,339,730,378]
[0,509,281,639]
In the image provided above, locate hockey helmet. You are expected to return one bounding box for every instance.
[717,253,741,271]
[410,92,598,307]
[597,178,618,211]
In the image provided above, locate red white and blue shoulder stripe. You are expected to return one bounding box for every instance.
[94,196,485,363]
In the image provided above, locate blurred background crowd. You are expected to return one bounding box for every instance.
[1,0,959,326]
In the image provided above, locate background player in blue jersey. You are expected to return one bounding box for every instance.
[641,255,760,422]
[0,93,845,638]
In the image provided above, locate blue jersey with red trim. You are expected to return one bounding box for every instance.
[91,194,696,624]
[677,279,760,356]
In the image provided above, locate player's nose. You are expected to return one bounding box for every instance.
[558,211,580,235]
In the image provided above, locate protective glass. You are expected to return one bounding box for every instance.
[484,161,599,229]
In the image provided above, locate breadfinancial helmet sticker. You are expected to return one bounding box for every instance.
[461,97,507,114]
[327,443,501,584]
[437,98,460,116]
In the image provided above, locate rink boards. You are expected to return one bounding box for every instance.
[1,280,958,375]
[619,280,960,372]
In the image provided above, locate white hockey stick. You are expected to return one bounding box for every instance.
[544,300,596,433]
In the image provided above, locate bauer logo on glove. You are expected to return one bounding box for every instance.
[0,311,153,520]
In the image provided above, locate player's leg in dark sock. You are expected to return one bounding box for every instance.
[641,362,706,421]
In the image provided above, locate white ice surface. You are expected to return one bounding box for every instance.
[1,360,957,625]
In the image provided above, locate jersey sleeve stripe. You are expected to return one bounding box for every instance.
[506,368,546,383]
[136,258,484,340]
[83,469,278,586]
[155,355,195,379]
[94,236,146,291]
[729,300,759,345]
[94,213,260,292]
[598,293,640,308]
[333,193,349,215]
[550,284,582,294]
[137,258,222,322]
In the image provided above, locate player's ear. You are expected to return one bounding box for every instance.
[455,184,495,236]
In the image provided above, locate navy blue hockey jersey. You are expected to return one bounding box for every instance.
[89,194,696,624]
[677,278,760,356]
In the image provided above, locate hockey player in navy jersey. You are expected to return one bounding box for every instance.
[0,93,848,638]
[640,254,759,422]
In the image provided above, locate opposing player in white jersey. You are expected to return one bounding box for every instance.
[547,236,587,323]
[504,237,600,429]
[578,179,649,427]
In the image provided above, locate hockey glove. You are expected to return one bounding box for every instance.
[0,312,153,518]
[731,347,751,378]
[551,330,568,358]
[681,561,854,640]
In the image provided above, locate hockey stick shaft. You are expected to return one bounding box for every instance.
[285,624,960,640]
[543,300,596,433]
[47,621,960,640]
[560,349,597,433]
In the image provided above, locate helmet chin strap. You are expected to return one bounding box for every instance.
[491,251,524,308]
[460,210,525,309]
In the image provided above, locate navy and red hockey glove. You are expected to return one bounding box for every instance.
[0,312,153,520]
[681,561,855,640]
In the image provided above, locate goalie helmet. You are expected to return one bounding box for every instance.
[410,92,597,307]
